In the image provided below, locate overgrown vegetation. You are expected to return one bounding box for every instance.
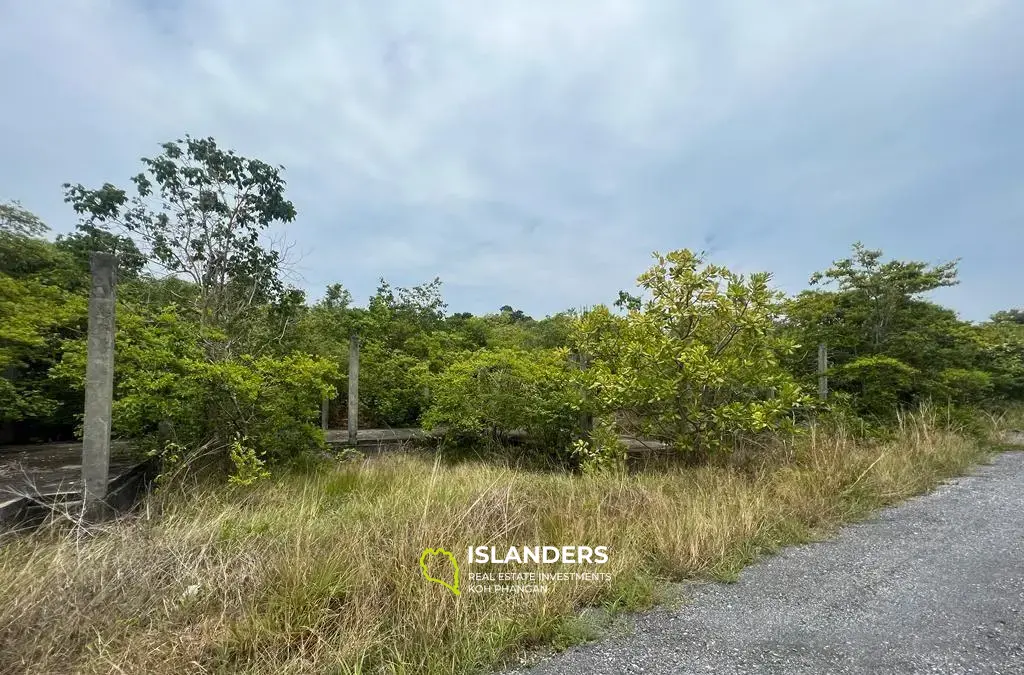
[0,410,1008,674]
[3,139,1021,464]
[1,136,1023,673]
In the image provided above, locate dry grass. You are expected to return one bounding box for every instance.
[0,410,1004,674]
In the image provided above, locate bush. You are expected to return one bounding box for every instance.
[830,355,919,418]
[52,304,339,478]
[574,250,808,458]
[357,340,430,427]
[421,347,579,450]
[934,368,993,406]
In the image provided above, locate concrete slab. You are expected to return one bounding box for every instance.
[0,441,152,529]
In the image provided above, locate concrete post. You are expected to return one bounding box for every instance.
[817,343,829,402]
[348,335,359,445]
[82,252,117,518]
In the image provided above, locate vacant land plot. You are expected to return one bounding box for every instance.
[0,416,1000,674]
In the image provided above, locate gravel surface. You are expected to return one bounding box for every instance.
[509,451,1024,675]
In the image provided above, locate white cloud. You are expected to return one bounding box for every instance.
[1,0,1021,319]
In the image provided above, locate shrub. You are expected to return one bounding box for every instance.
[357,340,430,427]
[421,347,579,449]
[574,250,808,459]
[934,368,993,406]
[830,355,919,417]
[52,304,339,478]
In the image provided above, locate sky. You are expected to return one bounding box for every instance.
[1,0,1021,321]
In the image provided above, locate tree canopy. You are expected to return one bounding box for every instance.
[2,136,1020,475]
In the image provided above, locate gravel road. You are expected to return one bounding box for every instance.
[510,451,1024,675]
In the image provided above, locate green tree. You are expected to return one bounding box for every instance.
[0,200,46,237]
[808,242,959,349]
[575,250,806,459]
[783,243,988,415]
[975,318,1024,400]
[63,135,297,356]
[991,308,1024,325]
[0,203,89,439]
[54,224,146,282]
[421,347,578,450]
[51,302,339,468]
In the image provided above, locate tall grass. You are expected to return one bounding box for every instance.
[0,410,1003,674]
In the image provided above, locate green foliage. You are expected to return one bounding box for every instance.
[358,341,430,427]
[5,151,1023,471]
[0,207,88,434]
[228,434,272,486]
[0,275,85,425]
[0,200,47,238]
[783,243,991,418]
[974,319,1024,400]
[53,302,339,469]
[63,135,297,352]
[422,348,579,448]
[54,224,147,282]
[571,418,627,474]
[830,355,918,416]
[574,250,808,457]
[934,368,993,405]
[809,241,959,349]
[990,308,1024,325]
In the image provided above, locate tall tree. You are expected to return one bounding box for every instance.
[784,243,985,414]
[63,135,297,356]
[808,242,959,349]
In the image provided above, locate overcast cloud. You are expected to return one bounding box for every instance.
[1,0,1021,320]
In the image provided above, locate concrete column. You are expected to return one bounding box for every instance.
[348,335,359,445]
[82,252,117,518]
[321,396,330,433]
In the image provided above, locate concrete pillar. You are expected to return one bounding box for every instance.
[348,335,359,445]
[321,396,330,433]
[82,252,117,518]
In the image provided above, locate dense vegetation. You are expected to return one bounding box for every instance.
[3,136,1024,674]
[2,136,1022,478]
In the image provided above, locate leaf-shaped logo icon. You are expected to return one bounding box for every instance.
[419,547,461,596]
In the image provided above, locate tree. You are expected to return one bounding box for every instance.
[0,200,47,238]
[421,347,578,451]
[976,316,1024,400]
[63,135,297,356]
[784,243,986,415]
[498,305,531,323]
[991,309,1024,325]
[575,250,806,459]
[808,242,959,349]
[0,204,87,439]
[55,224,146,281]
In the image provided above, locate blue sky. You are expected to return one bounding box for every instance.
[1,0,1021,321]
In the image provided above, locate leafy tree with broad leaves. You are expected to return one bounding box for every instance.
[808,242,959,349]
[421,347,578,452]
[0,202,87,438]
[783,243,991,416]
[574,249,807,461]
[976,310,1024,400]
[55,224,146,282]
[63,135,297,357]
